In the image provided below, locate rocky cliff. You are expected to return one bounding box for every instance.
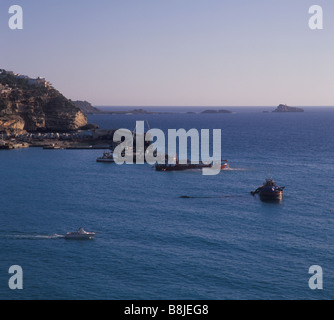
[0,70,87,133]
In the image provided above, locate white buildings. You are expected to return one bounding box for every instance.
[0,70,52,88]
[27,77,51,88]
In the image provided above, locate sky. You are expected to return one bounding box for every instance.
[1,0,334,106]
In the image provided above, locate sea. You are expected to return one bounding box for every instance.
[1,106,334,300]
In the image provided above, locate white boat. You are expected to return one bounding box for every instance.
[96,151,114,163]
[64,228,96,240]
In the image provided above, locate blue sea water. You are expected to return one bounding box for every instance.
[1,107,334,300]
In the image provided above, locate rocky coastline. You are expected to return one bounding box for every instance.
[0,69,103,150]
[0,129,118,150]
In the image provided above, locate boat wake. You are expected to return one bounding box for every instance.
[4,233,65,240]
[180,195,234,199]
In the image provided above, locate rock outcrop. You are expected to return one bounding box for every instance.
[273,104,304,113]
[73,100,103,115]
[0,70,87,133]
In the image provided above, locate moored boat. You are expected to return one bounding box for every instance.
[96,151,114,163]
[43,144,62,150]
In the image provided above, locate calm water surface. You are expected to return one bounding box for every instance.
[1,107,334,299]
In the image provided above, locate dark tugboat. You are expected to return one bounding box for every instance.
[251,178,285,202]
[155,155,229,172]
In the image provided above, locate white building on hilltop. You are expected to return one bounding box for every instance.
[28,77,51,88]
[0,70,52,88]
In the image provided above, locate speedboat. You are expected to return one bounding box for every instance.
[64,228,96,240]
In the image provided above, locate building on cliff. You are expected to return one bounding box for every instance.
[28,77,52,88]
[0,70,51,88]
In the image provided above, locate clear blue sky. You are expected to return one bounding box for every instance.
[1,0,334,106]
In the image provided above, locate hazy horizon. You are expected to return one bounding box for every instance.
[95,105,334,108]
[2,0,334,106]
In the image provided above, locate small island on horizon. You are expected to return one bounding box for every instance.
[73,101,234,116]
[201,109,232,114]
[72,101,172,115]
[272,104,304,113]
[74,102,311,115]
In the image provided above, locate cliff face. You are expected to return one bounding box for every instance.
[0,70,87,133]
